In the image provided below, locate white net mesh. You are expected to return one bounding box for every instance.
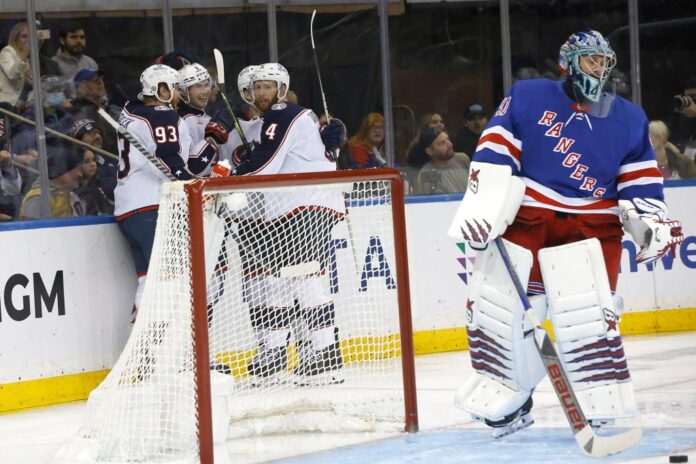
[57,177,409,463]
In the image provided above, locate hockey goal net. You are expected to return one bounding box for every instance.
[55,168,417,463]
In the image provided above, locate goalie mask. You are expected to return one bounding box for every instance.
[237,65,257,105]
[138,64,181,104]
[558,30,617,103]
[179,63,212,108]
[251,63,290,102]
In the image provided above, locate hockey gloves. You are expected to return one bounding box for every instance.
[205,110,235,145]
[320,118,347,151]
[619,198,684,264]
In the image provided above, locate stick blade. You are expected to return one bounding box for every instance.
[213,48,225,85]
[575,425,643,458]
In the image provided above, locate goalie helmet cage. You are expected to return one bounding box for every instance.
[57,168,418,464]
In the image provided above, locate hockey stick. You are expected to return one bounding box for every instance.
[212,49,253,156]
[310,10,330,123]
[493,237,643,458]
[0,105,118,161]
[97,108,177,181]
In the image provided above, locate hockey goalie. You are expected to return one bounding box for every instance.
[448,29,684,440]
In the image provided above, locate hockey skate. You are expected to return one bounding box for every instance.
[486,396,534,439]
[247,345,288,379]
[294,341,344,386]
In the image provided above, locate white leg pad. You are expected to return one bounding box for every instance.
[457,240,546,420]
[539,238,637,420]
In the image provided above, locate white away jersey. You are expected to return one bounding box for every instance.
[233,102,344,220]
[114,102,194,217]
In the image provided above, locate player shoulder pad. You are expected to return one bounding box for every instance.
[447,161,526,246]
[178,101,204,118]
[140,105,180,127]
[268,101,303,117]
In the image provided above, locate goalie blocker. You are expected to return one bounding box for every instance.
[449,161,642,437]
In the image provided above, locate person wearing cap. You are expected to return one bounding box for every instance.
[414,127,469,195]
[453,103,489,157]
[19,148,85,219]
[406,113,447,169]
[51,25,98,97]
[71,118,117,200]
[69,68,120,156]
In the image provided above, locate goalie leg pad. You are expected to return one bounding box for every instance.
[539,238,637,421]
[456,240,546,421]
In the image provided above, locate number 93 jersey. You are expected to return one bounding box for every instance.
[114,101,194,217]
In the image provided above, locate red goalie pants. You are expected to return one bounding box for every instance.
[502,206,624,293]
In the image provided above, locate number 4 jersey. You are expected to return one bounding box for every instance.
[114,101,215,217]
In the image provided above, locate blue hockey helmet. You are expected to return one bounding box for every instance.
[558,30,616,102]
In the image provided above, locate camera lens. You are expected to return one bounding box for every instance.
[673,95,691,111]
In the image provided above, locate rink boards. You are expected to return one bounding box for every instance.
[1,184,695,412]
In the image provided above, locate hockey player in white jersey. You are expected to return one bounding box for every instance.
[114,64,216,321]
[207,62,347,384]
[177,63,219,176]
[448,30,685,439]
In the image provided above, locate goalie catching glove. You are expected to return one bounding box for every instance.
[619,198,684,264]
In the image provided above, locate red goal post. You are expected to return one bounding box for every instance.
[54,167,418,464]
[188,168,418,462]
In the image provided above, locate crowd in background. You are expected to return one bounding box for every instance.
[1,18,696,223]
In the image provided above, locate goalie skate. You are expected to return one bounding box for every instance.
[485,396,534,439]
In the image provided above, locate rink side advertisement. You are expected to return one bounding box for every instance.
[1,185,695,411]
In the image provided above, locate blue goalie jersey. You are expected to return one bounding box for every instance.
[473,79,664,215]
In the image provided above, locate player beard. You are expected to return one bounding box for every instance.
[255,96,278,113]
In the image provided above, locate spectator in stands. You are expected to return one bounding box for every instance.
[406,113,447,169]
[51,25,98,98]
[414,128,469,195]
[452,104,488,157]
[13,148,38,198]
[286,90,298,104]
[9,75,73,156]
[649,120,696,180]
[20,147,84,219]
[69,69,119,155]
[342,112,386,169]
[0,22,32,108]
[0,149,22,220]
[671,76,696,160]
[76,148,113,215]
[514,67,541,82]
[71,118,117,201]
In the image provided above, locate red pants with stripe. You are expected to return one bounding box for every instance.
[502,206,624,293]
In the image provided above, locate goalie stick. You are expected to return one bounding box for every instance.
[212,48,253,157]
[493,237,643,458]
